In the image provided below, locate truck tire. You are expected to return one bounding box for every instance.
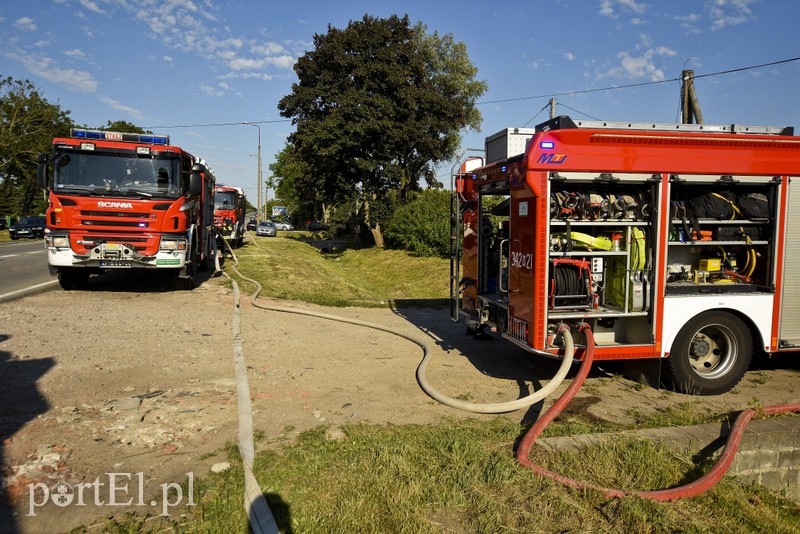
[173,270,196,290]
[665,311,752,395]
[58,269,89,290]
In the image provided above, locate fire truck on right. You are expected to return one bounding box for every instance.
[451,116,800,395]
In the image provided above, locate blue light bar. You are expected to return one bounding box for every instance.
[540,141,555,149]
[70,129,170,146]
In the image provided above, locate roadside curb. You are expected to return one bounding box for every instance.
[0,280,60,304]
[538,416,800,500]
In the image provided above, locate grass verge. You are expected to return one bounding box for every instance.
[228,236,449,307]
[96,418,800,533]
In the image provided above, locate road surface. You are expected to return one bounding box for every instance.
[0,239,55,300]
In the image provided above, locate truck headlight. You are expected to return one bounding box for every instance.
[159,238,187,251]
[47,235,69,248]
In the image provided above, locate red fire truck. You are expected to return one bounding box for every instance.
[37,129,216,290]
[452,116,800,395]
[213,184,246,247]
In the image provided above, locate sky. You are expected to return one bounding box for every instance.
[2,0,799,204]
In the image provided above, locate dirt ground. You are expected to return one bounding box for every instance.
[1,271,799,533]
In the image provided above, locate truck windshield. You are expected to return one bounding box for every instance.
[53,151,182,199]
[214,191,237,210]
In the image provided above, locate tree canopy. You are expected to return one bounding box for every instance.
[0,75,161,217]
[277,14,487,212]
[0,76,73,215]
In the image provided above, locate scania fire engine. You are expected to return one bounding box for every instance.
[452,116,800,395]
[213,184,246,247]
[37,129,216,290]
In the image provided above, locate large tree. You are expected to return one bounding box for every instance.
[278,14,487,237]
[269,144,324,223]
[0,76,73,215]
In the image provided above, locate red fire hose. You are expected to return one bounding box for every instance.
[515,323,800,501]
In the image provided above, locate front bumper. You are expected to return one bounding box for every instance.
[47,241,187,269]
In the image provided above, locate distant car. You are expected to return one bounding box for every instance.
[246,218,257,231]
[255,220,277,237]
[306,221,330,231]
[9,216,46,240]
[272,220,294,231]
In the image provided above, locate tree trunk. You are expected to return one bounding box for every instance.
[371,224,385,248]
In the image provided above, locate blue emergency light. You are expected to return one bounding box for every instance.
[70,129,170,146]
[540,141,555,149]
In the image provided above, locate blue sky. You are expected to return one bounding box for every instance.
[2,0,799,202]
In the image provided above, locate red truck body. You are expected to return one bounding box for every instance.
[452,116,800,394]
[213,185,246,247]
[37,129,216,289]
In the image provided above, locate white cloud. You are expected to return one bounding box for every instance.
[78,0,104,14]
[64,49,86,58]
[3,49,97,92]
[564,52,576,61]
[602,43,677,82]
[199,83,225,97]
[14,17,37,31]
[676,13,703,34]
[599,0,646,18]
[251,42,286,56]
[163,55,173,62]
[100,96,143,119]
[707,0,756,30]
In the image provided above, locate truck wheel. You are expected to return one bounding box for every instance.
[665,311,752,395]
[58,269,89,290]
[173,270,196,290]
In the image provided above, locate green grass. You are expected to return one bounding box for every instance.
[96,419,800,533]
[0,229,9,242]
[228,236,450,307]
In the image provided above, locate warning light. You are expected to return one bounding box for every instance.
[540,141,555,149]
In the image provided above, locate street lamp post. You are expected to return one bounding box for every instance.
[249,154,268,219]
[242,121,262,221]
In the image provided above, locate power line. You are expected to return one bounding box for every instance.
[140,57,800,131]
[140,118,291,130]
[557,102,602,121]
[478,56,800,106]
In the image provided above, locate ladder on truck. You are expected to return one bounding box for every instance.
[449,150,484,323]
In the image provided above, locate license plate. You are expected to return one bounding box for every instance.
[100,260,131,267]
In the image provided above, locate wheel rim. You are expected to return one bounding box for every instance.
[687,323,738,380]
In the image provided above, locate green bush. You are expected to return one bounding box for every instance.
[383,189,450,257]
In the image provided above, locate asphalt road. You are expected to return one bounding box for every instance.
[0,239,56,301]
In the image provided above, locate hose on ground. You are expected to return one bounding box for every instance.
[515,324,800,501]
[230,237,576,414]
[415,324,575,413]
[214,236,279,534]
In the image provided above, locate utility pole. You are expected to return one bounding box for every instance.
[549,98,557,119]
[681,70,704,124]
[242,121,262,221]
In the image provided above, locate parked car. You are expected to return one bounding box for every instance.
[9,216,46,240]
[255,220,277,237]
[246,218,257,231]
[306,221,330,231]
[272,220,294,231]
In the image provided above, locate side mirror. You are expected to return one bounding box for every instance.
[189,163,204,196]
[36,153,49,189]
